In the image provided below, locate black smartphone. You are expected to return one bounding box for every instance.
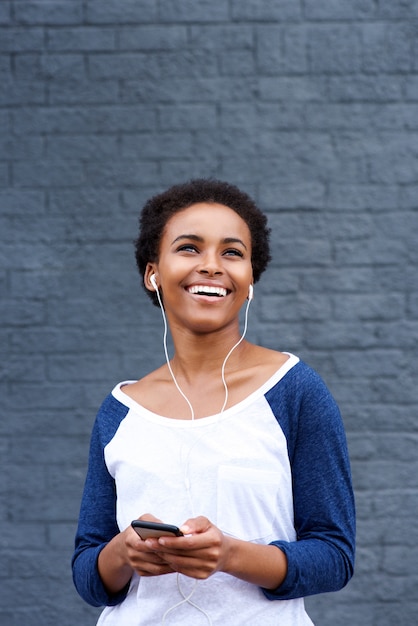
[131,520,184,540]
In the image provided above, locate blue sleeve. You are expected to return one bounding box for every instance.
[72,394,130,608]
[264,362,355,600]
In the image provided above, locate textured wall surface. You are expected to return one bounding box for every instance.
[1,1,418,624]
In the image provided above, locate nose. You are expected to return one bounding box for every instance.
[198,250,223,276]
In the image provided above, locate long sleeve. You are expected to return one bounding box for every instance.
[72,394,130,607]
[263,362,355,600]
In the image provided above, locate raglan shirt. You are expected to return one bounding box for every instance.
[72,354,355,625]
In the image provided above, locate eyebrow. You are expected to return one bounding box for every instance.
[171,234,247,250]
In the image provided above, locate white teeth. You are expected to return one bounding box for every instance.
[188,285,227,297]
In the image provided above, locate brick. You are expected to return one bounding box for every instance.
[334,293,405,321]
[159,0,228,22]
[13,1,83,25]
[327,183,398,211]
[88,52,160,80]
[0,163,10,187]
[304,0,376,20]
[0,27,44,51]
[12,105,157,134]
[384,545,418,576]
[48,188,119,215]
[121,131,194,159]
[48,354,122,382]
[352,461,418,490]
[408,292,418,319]
[159,104,217,130]
[231,0,301,21]
[119,25,188,50]
[0,354,46,382]
[305,321,381,349]
[366,134,418,183]
[48,78,119,104]
[375,320,418,349]
[0,189,45,214]
[306,103,378,130]
[46,26,117,51]
[15,52,85,80]
[0,2,11,25]
[260,182,326,209]
[373,104,418,130]
[360,23,414,73]
[257,25,308,74]
[46,134,118,160]
[379,0,418,18]
[258,76,328,101]
[0,55,11,80]
[374,266,418,294]
[329,75,403,101]
[85,159,159,187]
[124,76,256,104]
[0,299,46,326]
[0,522,43,549]
[220,49,256,77]
[308,25,362,73]
[13,159,85,188]
[191,24,254,50]
[0,135,43,160]
[257,322,304,351]
[86,0,157,24]
[399,184,418,209]
[0,79,45,105]
[258,132,348,183]
[159,48,218,78]
[348,433,418,461]
[260,293,332,322]
[159,157,219,183]
[405,76,418,100]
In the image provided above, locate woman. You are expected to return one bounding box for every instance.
[72,179,355,625]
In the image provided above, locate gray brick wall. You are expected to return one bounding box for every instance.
[1,1,417,624]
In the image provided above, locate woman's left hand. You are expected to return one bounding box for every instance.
[144,514,288,589]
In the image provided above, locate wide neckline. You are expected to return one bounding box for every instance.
[112,352,299,427]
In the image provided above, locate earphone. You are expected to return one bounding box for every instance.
[150,273,158,290]
[248,284,253,301]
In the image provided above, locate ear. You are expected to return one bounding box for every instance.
[144,263,158,291]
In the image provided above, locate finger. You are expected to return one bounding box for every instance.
[180,516,211,535]
[139,513,163,523]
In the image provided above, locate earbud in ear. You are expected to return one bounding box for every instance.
[248,284,254,301]
[150,274,158,290]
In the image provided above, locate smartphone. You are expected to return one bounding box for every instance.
[131,520,184,540]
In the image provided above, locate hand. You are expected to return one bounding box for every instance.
[145,516,231,580]
[124,513,176,577]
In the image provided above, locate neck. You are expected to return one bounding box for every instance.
[170,332,250,380]
[154,289,253,417]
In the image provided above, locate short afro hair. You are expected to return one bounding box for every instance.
[134,178,271,306]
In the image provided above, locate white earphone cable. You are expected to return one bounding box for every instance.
[153,281,252,625]
[155,283,252,419]
[154,283,195,420]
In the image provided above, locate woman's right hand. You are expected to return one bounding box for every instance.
[97,514,175,597]
[123,514,176,577]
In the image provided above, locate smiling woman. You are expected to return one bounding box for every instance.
[142,201,254,338]
[72,179,355,626]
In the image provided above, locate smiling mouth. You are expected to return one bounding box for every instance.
[187,285,228,297]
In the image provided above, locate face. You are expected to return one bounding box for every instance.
[146,202,253,334]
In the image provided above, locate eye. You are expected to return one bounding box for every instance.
[223,248,244,257]
[176,244,199,253]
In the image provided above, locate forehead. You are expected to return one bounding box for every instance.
[163,202,251,241]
